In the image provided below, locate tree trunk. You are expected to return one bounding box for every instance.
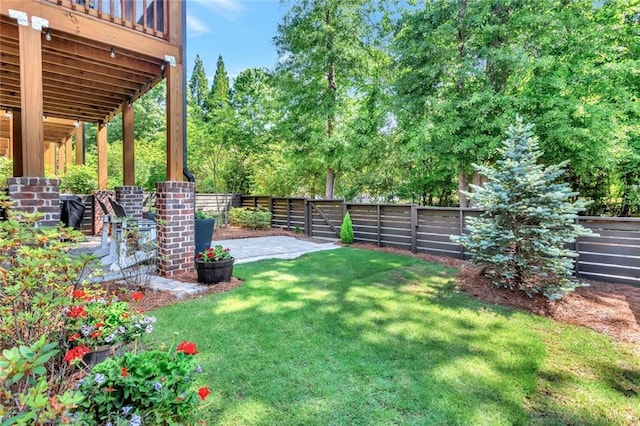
[325,8,337,200]
[326,168,336,199]
[458,169,469,208]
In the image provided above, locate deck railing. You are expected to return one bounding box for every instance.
[46,0,167,39]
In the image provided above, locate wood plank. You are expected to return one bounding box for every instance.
[19,24,44,176]
[577,242,640,257]
[416,233,459,243]
[64,135,72,170]
[579,252,640,268]
[97,123,107,189]
[165,63,183,181]
[0,1,181,58]
[577,272,640,287]
[75,122,83,164]
[122,101,134,185]
[577,262,640,279]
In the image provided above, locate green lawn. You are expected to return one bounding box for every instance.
[147,248,639,425]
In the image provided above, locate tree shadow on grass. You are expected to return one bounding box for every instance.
[150,249,635,425]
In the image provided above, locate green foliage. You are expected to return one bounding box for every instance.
[340,211,354,244]
[228,207,271,229]
[452,118,592,300]
[74,345,209,425]
[0,157,12,190]
[189,54,210,112]
[0,201,92,422]
[58,164,97,194]
[195,210,215,220]
[0,336,83,424]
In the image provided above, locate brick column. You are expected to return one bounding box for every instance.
[115,186,143,219]
[156,181,194,277]
[7,177,60,227]
[93,190,115,236]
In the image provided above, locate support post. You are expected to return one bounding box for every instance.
[97,123,108,189]
[75,124,84,165]
[12,111,23,177]
[18,24,44,176]
[122,102,135,185]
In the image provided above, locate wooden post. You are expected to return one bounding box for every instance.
[44,143,56,175]
[12,111,23,176]
[410,205,418,254]
[165,63,184,181]
[459,208,466,260]
[65,136,73,170]
[165,0,184,182]
[75,124,84,165]
[7,112,13,159]
[97,123,108,189]
[286,198,291,230]
[377,204,382,247]
[57,142,65,175]
[18,24,44,176]
[304,199,311,236]
[122,102,135,185]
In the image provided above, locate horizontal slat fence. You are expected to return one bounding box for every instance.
[238,195,640,286]
[576,217,640,286]
[195,194,241,215]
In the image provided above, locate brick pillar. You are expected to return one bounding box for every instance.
[7,177,60,227]
[115,186,143,219]
[156,181,194,277]
[93,190,115,236]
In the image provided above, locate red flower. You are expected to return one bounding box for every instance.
[91,331,102,338]
[64,345,90,362]
[106,387,115,392]
[68,333,81,342]
[176,341,198,355]
[131,292,144,302]
[121,367,128,377]
[198,387,211,401]
[68,306,87,318]
[72,289,85,299]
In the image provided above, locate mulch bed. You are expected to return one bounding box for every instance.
[116,226,640,345]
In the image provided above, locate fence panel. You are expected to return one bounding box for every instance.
[195,194,240,215]
[234,194,640,286]
[576,217,640,286]
[309,200,344,239]
[272,198,306,231]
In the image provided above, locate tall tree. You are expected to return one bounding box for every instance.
[209,55,230,108]
[274,0,387,198]
[189,54,210,112]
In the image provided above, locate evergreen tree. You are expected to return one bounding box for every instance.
[209,55,230,108]
[452,117,591,300]
[189,54,210,111]
[340,212,354,244]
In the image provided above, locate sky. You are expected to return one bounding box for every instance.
[186,0,287,84]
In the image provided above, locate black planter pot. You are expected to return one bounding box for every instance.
[195,258,235,284]
[194,218,216,256]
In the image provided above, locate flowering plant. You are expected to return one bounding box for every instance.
[72,341,210,424]
[195,244,232,262]
[63,288,155,358]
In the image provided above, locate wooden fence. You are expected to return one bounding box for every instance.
[238,195,640,287]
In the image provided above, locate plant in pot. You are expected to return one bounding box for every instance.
[63,287,156,368]
[194,209,216,257]
[194,244,235,284]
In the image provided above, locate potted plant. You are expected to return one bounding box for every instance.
[194,244,235,284]
[63,287,156,367]
[194,209,216,257]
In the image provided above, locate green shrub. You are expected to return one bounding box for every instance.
[59,164,97,194]
[0,337,83,424]
[340,211,354,244]
[0,157,12,190]
[228,207,272,229]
